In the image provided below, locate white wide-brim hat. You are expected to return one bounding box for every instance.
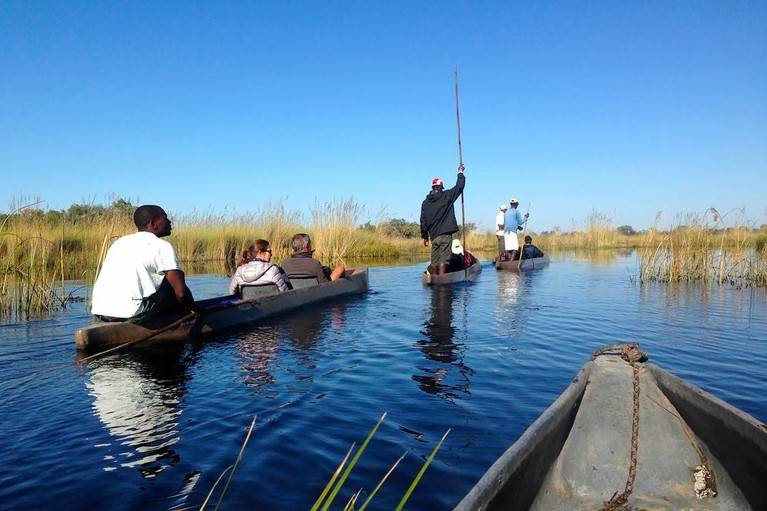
[451,239,464,255]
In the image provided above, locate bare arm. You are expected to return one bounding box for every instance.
[165,269,192,303]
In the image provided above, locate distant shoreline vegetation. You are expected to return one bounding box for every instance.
[1,198,766,318]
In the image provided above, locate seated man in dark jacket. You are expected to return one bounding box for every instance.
[420,164,465,275]
[281,233,346,283]
[515,235,545,260]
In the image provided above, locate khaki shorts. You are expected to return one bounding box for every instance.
[430,234,453,266]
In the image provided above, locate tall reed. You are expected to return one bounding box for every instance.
[638,208,766,287]
[3,201,765,320]
[0,202,71,319]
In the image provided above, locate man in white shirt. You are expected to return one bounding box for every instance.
[91,205,195,322]
[495,203,508,261]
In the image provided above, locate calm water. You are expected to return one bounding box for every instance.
[1,252,765,510]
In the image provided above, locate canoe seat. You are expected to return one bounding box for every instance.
[240,283,280,300]
[289,277,319,289]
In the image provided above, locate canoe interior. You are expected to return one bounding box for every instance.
[423,260,482,286]
[648,364,767,509]
[75,268,369,351]
[495,255,550,271]
[454,352,767,510]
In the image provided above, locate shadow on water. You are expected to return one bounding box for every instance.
[82,344,200,479]
[414,284,474,401]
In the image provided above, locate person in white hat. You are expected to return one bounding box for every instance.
[503,198,529,260]
[448,238,477,272]
[495,203,508,261]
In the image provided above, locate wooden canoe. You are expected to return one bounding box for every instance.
[495,255,550,271]
[454,344,767,510]
[75,268,369,351]
[423,260,482,286]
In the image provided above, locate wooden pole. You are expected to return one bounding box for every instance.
[517,203,531,270]
[78,311,198,363]
[22,310,200,383]
[454,68,467,279]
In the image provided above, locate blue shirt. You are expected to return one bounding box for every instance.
[504,208,525,233]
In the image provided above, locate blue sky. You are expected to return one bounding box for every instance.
[1,1,765,231]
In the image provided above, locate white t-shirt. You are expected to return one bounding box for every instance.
[495,211,506,236]
[91,231,180,318]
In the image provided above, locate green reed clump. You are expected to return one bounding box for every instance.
[639,208,766,287]
[0,203,73,319]
[310,413,450,511]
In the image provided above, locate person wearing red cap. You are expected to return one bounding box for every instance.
[419,163,465,275]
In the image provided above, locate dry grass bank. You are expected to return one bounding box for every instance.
[2,203,765,318]
[0,199,400,318]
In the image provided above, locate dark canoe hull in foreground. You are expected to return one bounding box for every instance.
[495,255,549,271]
[75,268,369,351]
[454,345,767,510]
[423,260,482,286]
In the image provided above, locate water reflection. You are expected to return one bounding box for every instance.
[285,303,349,351]
[237,303,351,391]
[556,248,632,265]
[414,286,473,400]
[84,345,195,478]
[237,327,280,393]
[495,270,526,335]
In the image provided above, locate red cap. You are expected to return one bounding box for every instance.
[431,177,444,187]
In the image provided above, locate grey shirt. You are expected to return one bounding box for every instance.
[281,252,329,283]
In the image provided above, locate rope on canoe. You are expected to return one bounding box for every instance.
[646,393,718,499]
[593,343,646,511]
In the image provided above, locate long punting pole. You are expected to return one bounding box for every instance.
[78,311,198,363]
[454,68,467,279]
[517,202,531,270]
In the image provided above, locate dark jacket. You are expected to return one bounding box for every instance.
[521,244,545,259]
[281,252,330,283]
[420,173,465,240]
[448,251,477,273]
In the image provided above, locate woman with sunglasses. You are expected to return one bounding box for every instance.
[228,239,290,295]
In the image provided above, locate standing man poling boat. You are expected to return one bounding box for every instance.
[420,164,465,275]
[495,203,508,261]
[91,205,196,322]
[503,198,529,261]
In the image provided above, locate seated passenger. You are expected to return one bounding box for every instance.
[447,239,478,272]
[281,233,345,282]
[91,205,195,322]
[228,239,290,295]
[517,235,545,260]
[447,239,466,272]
